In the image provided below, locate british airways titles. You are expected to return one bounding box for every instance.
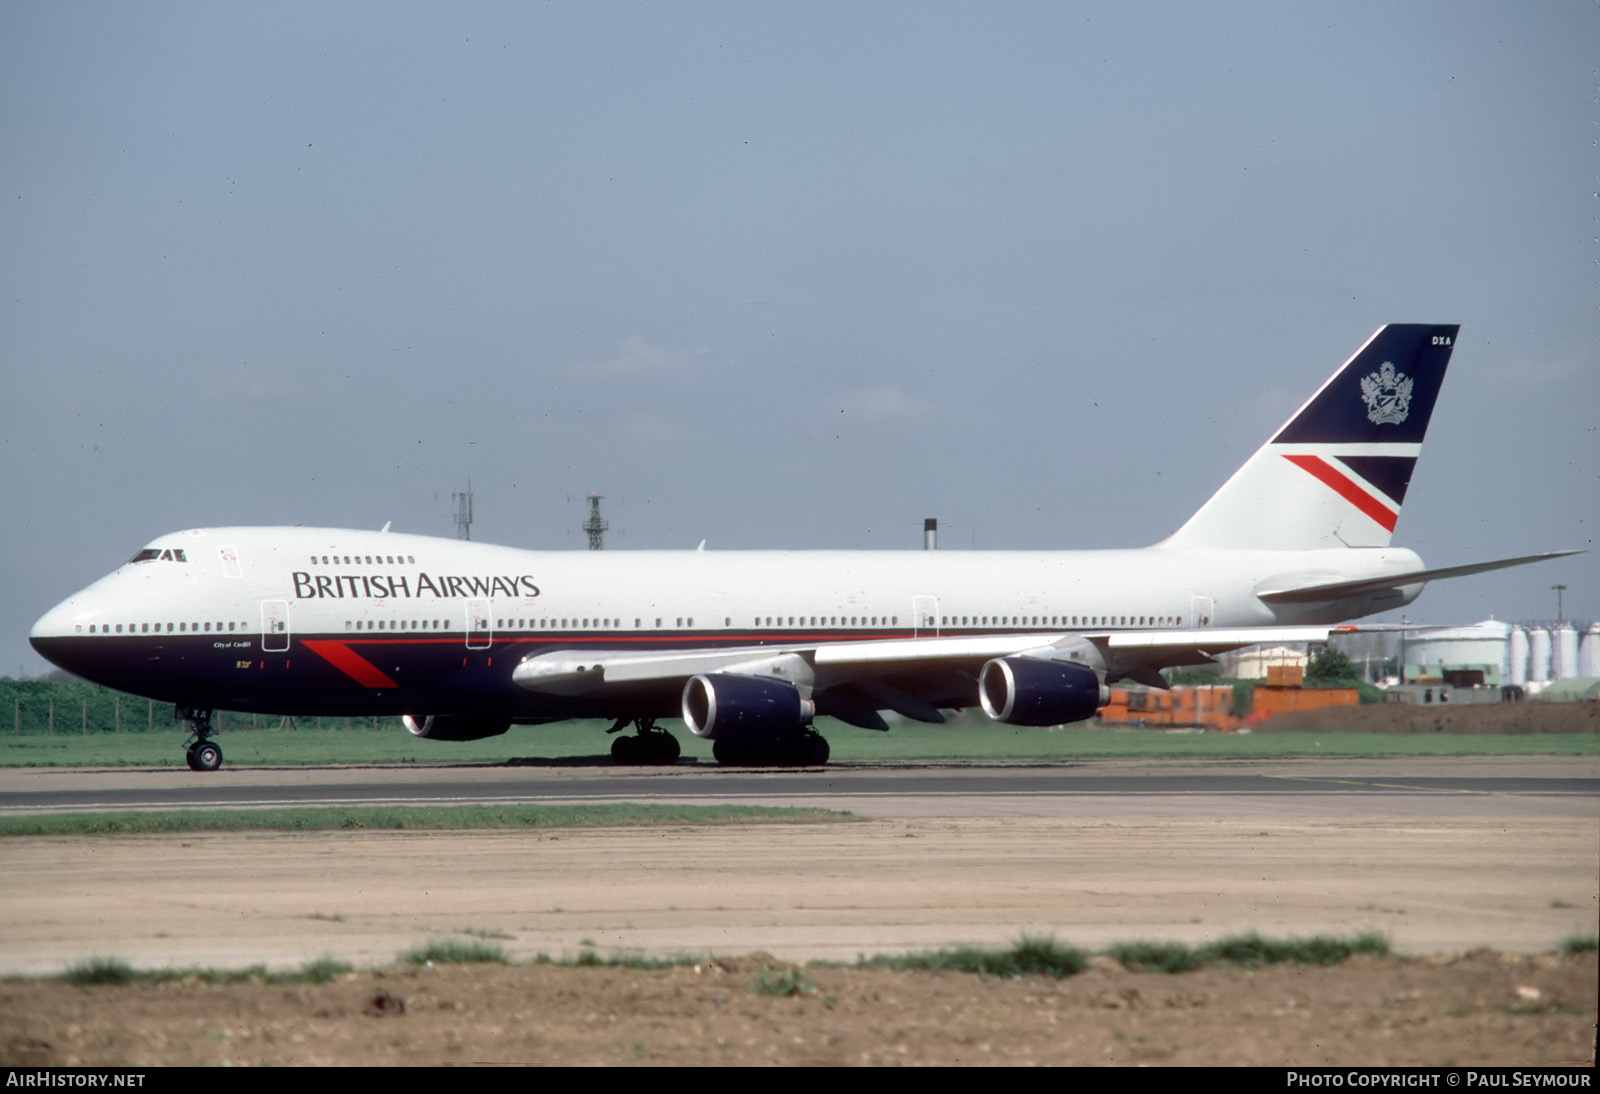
[291,572,541,601]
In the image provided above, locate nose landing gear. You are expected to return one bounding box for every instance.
[178,706,223,771]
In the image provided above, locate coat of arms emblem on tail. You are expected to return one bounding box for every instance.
[1360,361,1413,425]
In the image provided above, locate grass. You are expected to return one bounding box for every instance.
[1103,940,1205,974]
[556,951,705,970]
[0,802,845,837]
[860,935,1089,979]
[752,965,817,997]
[865,932,1389,979]
[1,717,1594,768]
[62,954,354,985]
[62,956,139,985]
[1108,932,1392,973]
[298,956,353,983]
[401,939,509,965]
[1558,935,1597,955]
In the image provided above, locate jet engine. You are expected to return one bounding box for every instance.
[681,674,815,740]
[978,657,1108,727]
[401,714,511,741]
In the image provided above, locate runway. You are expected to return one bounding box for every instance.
[0,758,1594,975]
[2,757,1595,815]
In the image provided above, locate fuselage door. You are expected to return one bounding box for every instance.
[219,545,243,579]
[912,594,940,637]
[466,598,492,650]
[1191,596,1214,628]
[261,599,290,652]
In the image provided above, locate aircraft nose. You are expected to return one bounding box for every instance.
[30,596,84,669]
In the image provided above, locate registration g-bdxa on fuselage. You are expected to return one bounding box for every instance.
[29,325,1573,770]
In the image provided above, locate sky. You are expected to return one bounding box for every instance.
[2,1,1595,676]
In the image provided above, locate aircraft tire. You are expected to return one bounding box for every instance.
[712,739,748,766]
[610,734,640,765]
[189,742,223,772]
[802,734,830,766]
[647,733,681,766]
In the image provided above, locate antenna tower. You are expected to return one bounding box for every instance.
[453,481,474,541]
[583,493,609,550]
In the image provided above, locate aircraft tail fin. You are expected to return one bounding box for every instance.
[1161,324,1459,551]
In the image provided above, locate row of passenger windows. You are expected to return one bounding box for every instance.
[345,614,1182,633]
[310,554,416,565]
[939,615,1181,627]
[756,616,896,627]
[81,621,246,634]
[80,613,1185,637]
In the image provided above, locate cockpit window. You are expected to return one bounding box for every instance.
[128,548,187,564]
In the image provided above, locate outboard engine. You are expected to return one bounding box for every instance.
[978,658,1108,727]
[401,714,511,741]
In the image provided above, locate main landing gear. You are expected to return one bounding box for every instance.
[178,706,223,772]
[712,729,830,767]
[607,717,682,766]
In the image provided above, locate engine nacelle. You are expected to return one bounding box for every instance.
[978,657,1108,727]
[681,674,815,740]
[401,714,511,742]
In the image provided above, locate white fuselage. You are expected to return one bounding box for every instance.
[30,525,1425,720]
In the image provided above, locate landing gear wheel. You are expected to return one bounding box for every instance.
[798,733,829,766]
[712,739,746,766]
[178,706,221,772]
[646,732,681,765]
[187,742,223,772]
[610,734,641,764]
[712,732,829,767]
[609,720,681,766]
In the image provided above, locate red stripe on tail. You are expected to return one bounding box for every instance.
[1282,454,1398,533]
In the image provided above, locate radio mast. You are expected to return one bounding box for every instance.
[583,493,609,550]
[453,481,474,540]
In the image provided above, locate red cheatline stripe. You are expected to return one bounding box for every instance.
[302,640,398,688]
[1282,454,1398,533]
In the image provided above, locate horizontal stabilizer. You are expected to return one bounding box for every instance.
[1255,550,1582,604]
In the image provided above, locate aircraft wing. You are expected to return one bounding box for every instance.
[511,624,1359,727]
[1255,550,1582,605]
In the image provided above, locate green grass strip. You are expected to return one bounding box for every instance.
[1108,931,1390,972]
[0,802,846,837]
[860,935,1090,979]
[62,955,355,986]
[402,939,509,965]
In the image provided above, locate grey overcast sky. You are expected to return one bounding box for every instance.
[3,1,1596,676]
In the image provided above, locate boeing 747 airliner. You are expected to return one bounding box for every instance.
[29,324,1575,769]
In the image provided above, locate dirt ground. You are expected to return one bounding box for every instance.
[2,950,1595,1066]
